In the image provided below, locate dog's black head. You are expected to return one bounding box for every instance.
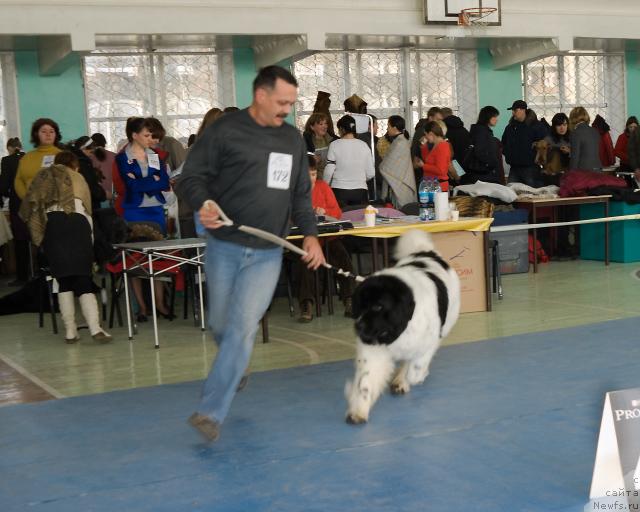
[352,275,415,345]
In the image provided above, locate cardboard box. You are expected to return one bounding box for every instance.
[433,230,487,313]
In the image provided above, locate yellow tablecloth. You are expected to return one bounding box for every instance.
[314,217,493,239]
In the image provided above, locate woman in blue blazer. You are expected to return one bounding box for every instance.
[115,117,170,233]
[115,117,173,321]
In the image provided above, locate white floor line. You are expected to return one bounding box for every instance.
[268,336,321,364]
[0,352,65,399]
[270,325,356,348]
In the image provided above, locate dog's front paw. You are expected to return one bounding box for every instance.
[390,381,410,395]
[345,412,368,425]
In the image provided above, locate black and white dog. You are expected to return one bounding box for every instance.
[345,229,460,424]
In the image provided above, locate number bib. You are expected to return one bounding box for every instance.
[267,152,292,190]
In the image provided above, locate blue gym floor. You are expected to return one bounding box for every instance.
[2,318,639,512]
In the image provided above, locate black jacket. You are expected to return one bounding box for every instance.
[0,151,24,211]
[72,149,107,211]
[444,116,471,163]
[468,124,500,171]
[501,119,542,167]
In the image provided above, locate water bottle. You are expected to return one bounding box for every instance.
[418,178,429,221]
[426,178,436,221]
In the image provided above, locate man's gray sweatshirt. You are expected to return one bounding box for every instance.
[176,109,318,248]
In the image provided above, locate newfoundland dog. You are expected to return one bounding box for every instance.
[345,229,460,424]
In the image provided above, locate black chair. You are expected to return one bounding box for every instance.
[37,267,58,334]
[489,239,504,300]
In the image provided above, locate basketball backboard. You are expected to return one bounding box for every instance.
[423,0,501,26]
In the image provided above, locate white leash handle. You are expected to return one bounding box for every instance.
[202,200,365,282]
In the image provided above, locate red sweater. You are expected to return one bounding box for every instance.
[312,179,342,219]
[614,132,630,165]
[421,141,451,192]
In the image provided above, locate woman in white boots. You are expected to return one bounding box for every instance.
[19,150,112,343]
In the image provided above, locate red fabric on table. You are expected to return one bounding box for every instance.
[559,169,627,198]
[105,250,183,275]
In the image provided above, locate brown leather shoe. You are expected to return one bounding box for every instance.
[92,330,112,344]
[298,300,313,323]
[188,413,220,442]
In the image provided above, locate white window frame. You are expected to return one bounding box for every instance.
[293,49,478,136]
[523,52,626,141]
[83,49,235,150]
[0,52,21,155]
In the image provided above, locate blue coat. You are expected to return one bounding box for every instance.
[115,150,169,209]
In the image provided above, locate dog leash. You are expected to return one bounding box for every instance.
[203,200,365,283]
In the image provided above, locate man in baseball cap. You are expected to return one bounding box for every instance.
[502,99,544,186]
[508,100,528,111]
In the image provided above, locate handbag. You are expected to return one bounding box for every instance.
[461,144,491,174]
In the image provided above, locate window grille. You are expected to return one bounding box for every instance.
[293,50,478,136]
[83,50,235,150]
[524,53,626,141]
[0,53,20,156]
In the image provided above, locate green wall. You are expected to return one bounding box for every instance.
[15,51,87,148]
[476,48,523,137]
[626,51,640,118]
[233,48,256,109]
[232,49,296,123]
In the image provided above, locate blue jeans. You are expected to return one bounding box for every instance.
[197,235,283,423]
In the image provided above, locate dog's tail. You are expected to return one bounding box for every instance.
[394,229,435,260]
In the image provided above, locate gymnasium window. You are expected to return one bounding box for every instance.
[293,50,478,136]
[83,49,235,151]
[0,52,20,155]
[524,53,626,140]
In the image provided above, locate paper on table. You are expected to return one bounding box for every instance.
[452,159,466,177]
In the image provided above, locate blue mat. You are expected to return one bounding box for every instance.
[2,318,640,512]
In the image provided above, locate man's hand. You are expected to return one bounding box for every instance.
[301,236,325,270]
[314,206,326,216]
[199,200,225,230]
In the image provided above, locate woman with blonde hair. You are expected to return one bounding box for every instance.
[569,107,602,170]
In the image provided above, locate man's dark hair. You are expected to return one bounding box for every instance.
[253,66,298,94]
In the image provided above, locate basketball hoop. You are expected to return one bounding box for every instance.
[457,6,498,26]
